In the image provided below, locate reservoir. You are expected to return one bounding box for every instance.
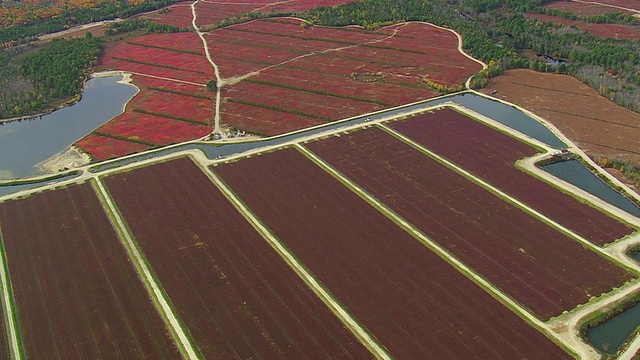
[0,74,137,180]
[543,160,640,218]
[586,301,640,355]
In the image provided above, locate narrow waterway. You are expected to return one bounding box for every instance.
[543,160,640,218]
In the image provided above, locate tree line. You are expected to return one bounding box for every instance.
[0,35,101,118]
[0,0,186,45]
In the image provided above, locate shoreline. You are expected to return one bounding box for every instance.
[0,71,135,126]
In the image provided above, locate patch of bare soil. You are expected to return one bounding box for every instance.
[480,69,640,186]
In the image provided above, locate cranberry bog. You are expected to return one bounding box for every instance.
[542,0,637,16]
[212,19,477,135]
[389,108,636,246]
[0,183,180,358]
[103,157,372,359]
[306,126,634,319]
[525,13,640,40]
[80,33,216,160]
[85,2,481,158]
[213,148,572,359]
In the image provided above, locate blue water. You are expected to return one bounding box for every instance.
[543,160,640,218]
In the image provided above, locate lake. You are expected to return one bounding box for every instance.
[0,74,137,180]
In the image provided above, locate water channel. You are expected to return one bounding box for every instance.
[1,75,640,351]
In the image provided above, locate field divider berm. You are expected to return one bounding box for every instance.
[199,161,392,360]
[377,123,639,276]
[293,142,583,356]
[91,178,201,360]
[0,227,23,360]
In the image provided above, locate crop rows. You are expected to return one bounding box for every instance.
[194,2,264,28]
[148,2,194,28]
[104,157,373,359]
[223,80,381,121]
[389,108,636,245]
[306,126,634,319]
[253,66,430,105]
[264,0,359,12]
[92,9,479,155]
[0,183,180,358]
[213,147,571,359]
[96,112,210,146]
[220,101,324,135]
[76,133,154,161]
[209,19,473,134]
[86,35,216,160]
[108,40,213,74]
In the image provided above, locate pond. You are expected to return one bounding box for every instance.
[586,301,640,355]
[0,74,137,180]
[543,160,640,218]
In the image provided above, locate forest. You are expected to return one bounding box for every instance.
[0,0,639,119]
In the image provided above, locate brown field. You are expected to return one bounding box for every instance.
[214,148,572,359]
[0,183,180,359]
[479,69,640,179]
[104,157,373,359]
[306,126,634,319]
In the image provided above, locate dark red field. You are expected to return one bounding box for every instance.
[104,157,372,359]
[306,126,634,319]
[0,183,180,359]
[214,148,572,359]
[389,108,636,245]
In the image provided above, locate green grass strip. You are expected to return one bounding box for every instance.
[133,109,210,125]
[147,87,213,100]
[125,41,202,55]
[0,228,24,360]
[94,131,161,147]
[112,56,205,74]
[244,78,386,105]
[228,98,331,121]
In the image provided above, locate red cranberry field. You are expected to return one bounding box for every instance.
[104,157,373,359]
[389,108,636,245]
[306,126,634,319]
[213,148,572,359]
[0,183,180,359]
